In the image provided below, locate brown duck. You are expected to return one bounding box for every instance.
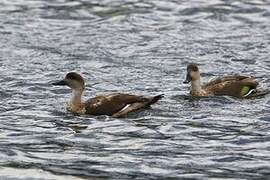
[52,72,163,118]
[183,64,267,98]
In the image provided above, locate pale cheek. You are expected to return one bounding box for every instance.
[190,72,199,80]
[190,72,196,79]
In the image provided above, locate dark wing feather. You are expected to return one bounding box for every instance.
[84,93,150,116]
[205,75,249,87]
[112,94,163,118]
[204,76,258,97]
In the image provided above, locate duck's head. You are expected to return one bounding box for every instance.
[183,64,200,84]
[52,72,85,90]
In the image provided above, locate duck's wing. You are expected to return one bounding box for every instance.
[84,93,163,117]
[205,75,249,87]
[204,76,259,98]
[112,94,163,118]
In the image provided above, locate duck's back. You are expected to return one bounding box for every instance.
[84,93,150,116]
[203,75,258,97]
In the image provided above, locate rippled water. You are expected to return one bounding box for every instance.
[1,0,270,179]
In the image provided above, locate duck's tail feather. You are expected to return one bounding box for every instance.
[147,94,164,106]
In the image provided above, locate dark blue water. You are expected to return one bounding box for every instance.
[1,0,270,179]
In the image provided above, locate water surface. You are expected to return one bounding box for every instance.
[1,0,270,179]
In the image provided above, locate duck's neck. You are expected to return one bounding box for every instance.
[191,78,202,94]
[70,88,83,106]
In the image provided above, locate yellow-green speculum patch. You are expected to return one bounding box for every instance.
[240,86,251,96]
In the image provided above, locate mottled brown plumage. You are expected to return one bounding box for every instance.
[84,93,162,117]
[53,72,163,118]
[184,64,266,98]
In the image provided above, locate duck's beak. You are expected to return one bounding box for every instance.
[183,74,191,84]
[52,80,66,86]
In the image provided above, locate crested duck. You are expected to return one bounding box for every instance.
[52,72,163,118]
[183,64,267,98]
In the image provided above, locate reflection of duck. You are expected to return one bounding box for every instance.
[184,64,267,98]
[53,72,163,118]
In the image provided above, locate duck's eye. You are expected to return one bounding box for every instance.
[187,64,198,72]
